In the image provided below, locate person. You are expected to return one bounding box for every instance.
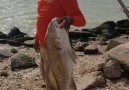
[34,0,86,90]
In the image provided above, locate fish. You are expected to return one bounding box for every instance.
[44,17,77,90]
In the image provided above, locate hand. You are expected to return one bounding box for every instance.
[59,16,74,31]
[33,41,40,53]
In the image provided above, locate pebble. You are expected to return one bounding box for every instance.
[0,71,8,77]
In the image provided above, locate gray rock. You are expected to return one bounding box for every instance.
[80,61,103,75]
[106,42,129,72]
[103,56,122,79]
[24,40,34,47]
[106,40,121,51]
[78,71,106,90]
[11,54,38,71]
[0,48,13,57]
[84,44,98,54]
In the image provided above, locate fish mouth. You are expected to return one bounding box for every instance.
[53,17,61,28]
[53,17,66,28]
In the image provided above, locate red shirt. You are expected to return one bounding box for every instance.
[35,0,86,47]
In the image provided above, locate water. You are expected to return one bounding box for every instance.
[0,0,129,36]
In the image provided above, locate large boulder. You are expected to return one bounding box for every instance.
[103,56,122,79]
[7,27,27,38]
[78,71,106,90]
[11,54,38,71]
[116,19,129,28]
[106,42,129,71]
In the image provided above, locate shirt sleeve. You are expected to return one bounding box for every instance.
[59,0,86,27]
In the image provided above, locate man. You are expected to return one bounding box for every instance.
[34,0,86,90]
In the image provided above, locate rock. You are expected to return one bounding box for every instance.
[0,39,8,44]
[0,58,3,62]
[80,60,103,75]
[10,37,34,43]
[12,38,25,42]
[103,56,122,79]
[81,29,90,31]
[88,37,95,41]
[116,28,129,34]
[7,40,24,46]
[82,42,89,48]
[84,44,98,54]
[24,40,34,47]
[11,54,38,71]
[0,32,8,38]
[69,31,94,39]
[100,29,119,41]
[24,37,34,41]
[107,29,119,39]
[99,41,108,45]
[92,21,116,34]
[0,56,5,61]
[78,71,106,90]
[106,42,129,71]
[8,27,21,38]
[0,48,13,57]
[106,40,121,51]
[74,42,88,52]
[10,48,18,53]
[7,27,27,38]
[0,71,8,77]
[74,42,84,51]
[101,29,109,35]
[116,19,129,28]
[99,36,108,41]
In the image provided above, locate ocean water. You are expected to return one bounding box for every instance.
[0,0,129,36]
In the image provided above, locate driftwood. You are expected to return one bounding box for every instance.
[117,0,129,19]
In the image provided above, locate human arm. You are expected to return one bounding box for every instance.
[59,0,86,27]
[34,31,40,53]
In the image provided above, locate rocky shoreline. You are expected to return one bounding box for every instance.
[1,19,129,90]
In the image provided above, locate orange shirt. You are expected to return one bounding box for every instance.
[35,0,86,47]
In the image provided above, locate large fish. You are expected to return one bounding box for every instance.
[44,17,77,90]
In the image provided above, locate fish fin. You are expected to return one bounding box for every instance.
[68,48,78,64]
